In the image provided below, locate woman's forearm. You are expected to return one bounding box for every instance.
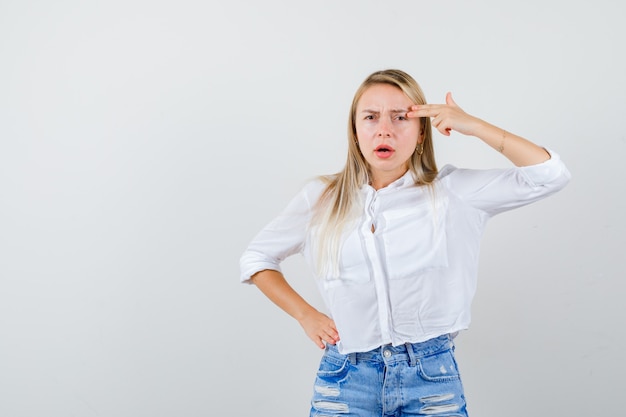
[472,118,551,167]
[250,269,317,322]
[250,269,339,348]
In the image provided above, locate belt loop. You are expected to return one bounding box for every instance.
[348,352,357,365]
[405,342,417,367]
[447,333,455,350]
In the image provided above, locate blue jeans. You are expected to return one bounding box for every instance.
[309,335,468,417]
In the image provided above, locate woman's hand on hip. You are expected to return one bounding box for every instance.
[298,310,340,349]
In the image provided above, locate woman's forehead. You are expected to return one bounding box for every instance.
[357,84,412,110]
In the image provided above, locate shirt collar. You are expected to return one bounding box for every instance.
[390,170,415,188]
[363,170,415,192]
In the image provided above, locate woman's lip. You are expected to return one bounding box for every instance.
[374,144,395,152]
[374,149,395,159]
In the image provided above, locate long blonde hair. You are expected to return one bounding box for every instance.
[311,69,438,277]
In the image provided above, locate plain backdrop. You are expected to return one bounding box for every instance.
[1,1,624,416]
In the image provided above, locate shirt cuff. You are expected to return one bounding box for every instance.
[239,256,282,284]
[519,148,570,186]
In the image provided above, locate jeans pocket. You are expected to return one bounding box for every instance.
[416,349,461,382]
[316,352,350,383]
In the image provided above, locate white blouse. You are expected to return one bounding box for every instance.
[240,150,571,354]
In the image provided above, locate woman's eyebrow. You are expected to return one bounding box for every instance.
[360,109,409,114]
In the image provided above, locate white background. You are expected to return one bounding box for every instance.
[1,1,624,416]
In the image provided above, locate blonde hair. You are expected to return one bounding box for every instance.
[311,69,438,277]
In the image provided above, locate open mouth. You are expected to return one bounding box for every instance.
[375,144,395,151]
[374,144,395,157]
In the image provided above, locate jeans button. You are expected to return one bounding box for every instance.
[383,349,391,358]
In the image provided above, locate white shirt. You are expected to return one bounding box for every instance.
[240,150,570,354]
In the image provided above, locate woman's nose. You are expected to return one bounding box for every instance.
[377,119,392,137]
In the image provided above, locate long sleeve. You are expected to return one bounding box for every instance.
[441,149,571,217]
[239,179,325,284]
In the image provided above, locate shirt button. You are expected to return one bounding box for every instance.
[383,350,391,358]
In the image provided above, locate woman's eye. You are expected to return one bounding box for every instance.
[395,115,407,121]
[364,115,374,120]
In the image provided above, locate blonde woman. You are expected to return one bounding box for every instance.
[240,69,570,416]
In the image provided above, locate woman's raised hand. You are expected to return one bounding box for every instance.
[407,92,482,137]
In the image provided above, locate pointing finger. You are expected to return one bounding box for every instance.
[407,104,442,118]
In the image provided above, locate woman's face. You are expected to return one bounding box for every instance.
[355,83,423,187]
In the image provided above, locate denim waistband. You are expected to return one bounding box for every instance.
[325,334,454,367]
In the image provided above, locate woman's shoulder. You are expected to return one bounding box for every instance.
[295,175,335,202]
[303,175,334,191]
[435,164,460,181]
